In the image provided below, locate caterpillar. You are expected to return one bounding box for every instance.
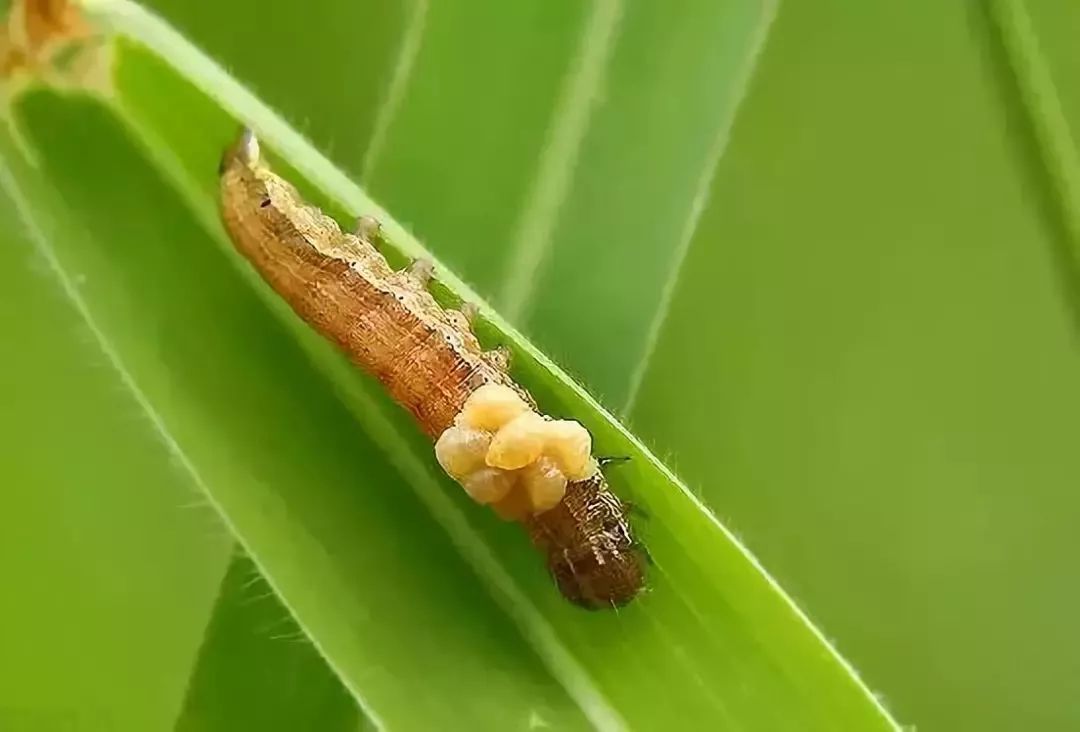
[218,129,644,608]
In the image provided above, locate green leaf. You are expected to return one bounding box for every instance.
[627,3,1080,731]
[509,0,778,410]
[0,134,232,731]
[139,0,415,178]
[0,0,903,728]
[174,551,360,732]
[3,92,594,730]
[28,0,1075,730]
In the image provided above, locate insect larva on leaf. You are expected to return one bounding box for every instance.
[218,129,645,609]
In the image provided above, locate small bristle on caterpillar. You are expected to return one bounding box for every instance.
[218,129,645,609]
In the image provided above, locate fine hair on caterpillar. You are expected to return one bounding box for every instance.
[218,128,645,608]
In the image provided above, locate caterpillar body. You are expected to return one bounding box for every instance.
[218,130,644,608]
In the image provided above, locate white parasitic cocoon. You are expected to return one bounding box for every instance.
[518,456,568,513]
[434,425,492,478]
[435,384,598,517]
[486,412,548,470]
[543,420,596,481]
[461,467,515,504]
[458,383,530,431]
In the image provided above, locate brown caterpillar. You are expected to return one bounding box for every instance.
[218,130,644,608]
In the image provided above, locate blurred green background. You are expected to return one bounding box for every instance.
[3,0,1079,729]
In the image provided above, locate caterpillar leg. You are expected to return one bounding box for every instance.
[407,257,435,286]
[621,499,649,521]
[633,539,655,566]
[459,301,480,324]
[354,215,381,243]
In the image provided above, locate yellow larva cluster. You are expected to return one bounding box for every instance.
[435,384,598,519]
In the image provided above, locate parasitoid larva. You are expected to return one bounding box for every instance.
[218,129,644,608]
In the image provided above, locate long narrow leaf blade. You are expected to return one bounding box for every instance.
[4,1,902,728]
